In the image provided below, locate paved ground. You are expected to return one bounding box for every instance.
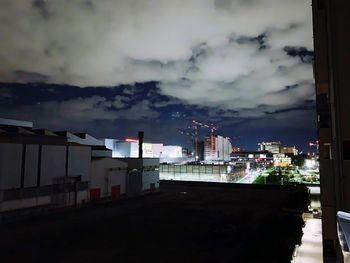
[294,216,323,263]
[0,181,308,263]
[293,193,323,263]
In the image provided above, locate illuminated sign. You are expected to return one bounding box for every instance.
[125,138,138,142]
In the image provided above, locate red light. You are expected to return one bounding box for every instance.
[125,138,138,142]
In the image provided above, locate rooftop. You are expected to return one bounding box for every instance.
[0,181,308,263]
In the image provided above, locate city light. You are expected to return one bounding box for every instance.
[125,138,138,142]
[305,159,316,169]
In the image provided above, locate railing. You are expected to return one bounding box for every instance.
[337,211,350,262]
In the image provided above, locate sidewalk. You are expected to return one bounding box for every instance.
[293,214,323,263]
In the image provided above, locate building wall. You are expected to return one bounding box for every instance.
[204,135,218,161]
[0,143,22,189]
[0,144,91,189]
[69,133,104,146]
[0,196,51,212]
[152,143,164,157]
[222,137,232,161]
[40,145,66,186]
[89,158,128,199]
[259,142,281,154]
[92,149,112,158]
[105,140,183,159]
[161,146,183,158]
[24,144,39,187]
[111,141,138,157]
[204,135,232,162]
[281,146,298,156]
[141,158,160,191]
[273,154,292,167]
[108,169,127,196]
[312,0,350,261]
[68,146,91,181]
[116,158,160,191]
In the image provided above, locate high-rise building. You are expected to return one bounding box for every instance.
[232,146,241,152]
[204,135,232,162]
[281,146,298,156]
[193,139,204,161]
[258,141,281,154]
[313,1,350,261]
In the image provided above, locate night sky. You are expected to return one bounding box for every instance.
[0,0,316,152]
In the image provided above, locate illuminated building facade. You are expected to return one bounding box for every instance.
[204,135,232,162]
[258,141,281,154]
[232,146,241,152]
[281,146,298,156]
[104,139,183,159]
[273,154,292,167]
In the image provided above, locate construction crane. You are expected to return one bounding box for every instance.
[191,119,218,134]
[177,119,219,160]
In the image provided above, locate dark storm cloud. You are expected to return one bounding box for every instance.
[234,34,268,50]
[284,46,314,63]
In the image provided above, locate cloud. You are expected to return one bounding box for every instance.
[0,0,314,120]
[0,95,160,131]
[0,0,312,82]
[114,100,160,120]
[239,108,317,130]
[112,95,130,109]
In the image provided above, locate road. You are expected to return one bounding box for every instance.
[237,169,261,184]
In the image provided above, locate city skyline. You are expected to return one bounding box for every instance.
[0,0,315,151]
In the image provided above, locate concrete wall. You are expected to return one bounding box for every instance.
[0,143,22,189]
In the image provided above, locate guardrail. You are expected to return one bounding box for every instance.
[337,211,350,262]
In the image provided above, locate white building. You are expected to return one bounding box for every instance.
[259,141,281,154]
[89,158,128,200]
[160,145,183,158]
[204,135,232,162]
[104,139,183,159]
